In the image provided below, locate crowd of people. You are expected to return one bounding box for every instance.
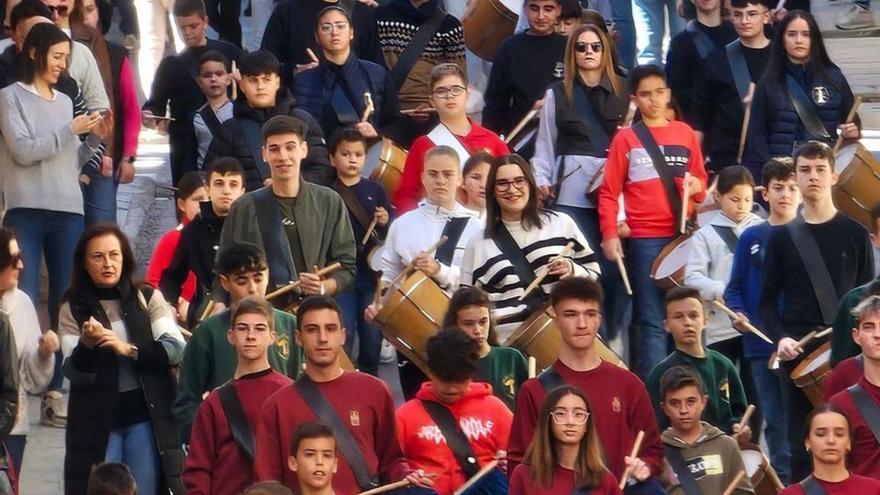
[0,0,879,493]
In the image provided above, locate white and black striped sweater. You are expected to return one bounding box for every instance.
[461,211,601,342]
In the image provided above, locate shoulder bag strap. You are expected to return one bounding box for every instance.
[725,39,751,103]
[435,217,470,266]
[631,121,684,227]
[391,9,447,90]
[537,366,564,392]
[199,105,224,139]
[572,83,610,153]
[785,75,832,140]
[491,223,546,313]
[800,475,830,495]
[848,383,880,443]
[687,20,715,60]
[333,181,373,231]
[216,381,256,462]
[238,118,272,181]
[712,225,739,253]
[664,445,704,495]
[785,218,839,325]
[420,400,481,478]
[331,82,360,125]
[295,376,378,490]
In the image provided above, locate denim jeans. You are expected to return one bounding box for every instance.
[626,237,673,378]
[779,363,813,483]
[633,0,686,66]
[624,478,669,495]
[105,421,161,495]
[82,171,119,226]
[749,358,790,485]
[337,264,383,376]
[611,0,637,69]
[460,468,508,494]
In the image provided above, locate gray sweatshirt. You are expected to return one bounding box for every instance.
[0,83,101,215]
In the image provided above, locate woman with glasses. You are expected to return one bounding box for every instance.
[58,224,186,495]
[460,154,600,342]
[509,386,622,495]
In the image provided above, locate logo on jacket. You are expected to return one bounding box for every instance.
[684,454,724,479]
[812,86,829,105]
[416,418,496,444]
[612,396,621,413]
[275,334,290,360]
[350,410,360,427]
[553,62,564,79]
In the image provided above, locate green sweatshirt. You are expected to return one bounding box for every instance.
[477,346,529,411]
[831,281,873,366]
[662,422,755,495]
[647,348,748,434]
[172,308,300,443]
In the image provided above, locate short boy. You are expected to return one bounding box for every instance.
[193,50,233,169]
[87,463,137,495]
[288,422,339,495]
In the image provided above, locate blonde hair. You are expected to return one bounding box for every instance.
[562,24,621,105]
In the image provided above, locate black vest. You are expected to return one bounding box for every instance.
[551,80,626,157]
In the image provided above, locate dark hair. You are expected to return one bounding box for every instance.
[205,157,245,180]
[316,5,351,28]
[716,165,755,195]
[580,10,609,33]
[871,203,880,233]
[329,127,367,154]
[659,365,706,401]
[64,224,137,301]
[239,50,280,77]
[793,140,835,169]
[231,296,275,331]
[484,154,546,238]
[426,329,480,382]
[262,115,308,143]
[172,0,206,18]
[174,171,207,222]
[443,286,499,346]
[290,421,336,456]
[559,0,582,19]
[430,62,468,89]
[628,64,665,95]
[296,296,343,330]
[761,157,795,188]
[9,0,52,30]
[462,150,493,178]
[803,404,852,441]
[0,228,16,269]
[86,462,137,495]
[761,10,836,97]
[216,242,268,276]
[19,23,70,84]
[241,481,295,495]
[730,0,771,7]
[550,277,604,308]
[663,286,703,315]
[198,50,230,72]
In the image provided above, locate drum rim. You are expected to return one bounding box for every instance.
[791,341,832,378]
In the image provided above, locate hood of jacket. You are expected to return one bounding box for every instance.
[415,381,494,405]
[661,422,725,449]
[417,200,481,220]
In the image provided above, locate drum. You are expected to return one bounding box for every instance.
[832,142,880,230]
[461,0,520,61]
[365,138,408,198]
[503,305,627,370]
[650,235,693,290]
[740,444,783,495]
[375,270,450,374]
[791,341,832,406]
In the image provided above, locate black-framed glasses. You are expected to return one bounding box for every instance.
[575,42,603,53]
[494,177,528,192]
[551,409,590,425]
[432,85,466,99]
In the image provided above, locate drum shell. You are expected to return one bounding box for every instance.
[367,138,408,198]
[791,341,832,406]
[740,444,783,495]
[832,143,880,230]
[462,0,519,61]
[650,235,692,290]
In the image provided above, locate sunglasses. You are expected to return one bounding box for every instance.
[574,42,603,53]
[4,253,22,268]
[47,4,69,15]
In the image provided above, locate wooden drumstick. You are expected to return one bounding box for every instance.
[357,479,412,495]
[519,242,575,301]
[505,108,539,144]
[231,60,238,101]
[528,356,537,378]
[387,236,448,289]
[361,92,375,123]
[814,327,833,339]
[769,329,817,369]
[306,48,320,64]
[712,300,773,344]
[616,256,633,296]
[618,430,646,490]
[680,172,691,234]
[453,460,499,495]
[265,262,342,300]
[735,404,756,434]
[834,96,862,152]
[362,216,379,245]
[722,470,747,495]
[622,102,637,128]
[737,82,756,164]
[197,299,216,324]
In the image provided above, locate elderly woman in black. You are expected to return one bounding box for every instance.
[59,224,185,495]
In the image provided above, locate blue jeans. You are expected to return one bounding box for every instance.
[612,0,637,69]
[626,237,673,378]
[337,263,382,376]
[460,468,508,494]
[633,0,686,66]
[81,171,119,225]
[105,421,161,495]
[624,478,668,495]
[749,358,790,485]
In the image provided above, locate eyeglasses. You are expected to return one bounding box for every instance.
[47,4,69,15]
[494,176,528,192]
[551,409,590,425]
[3,253,22,268]
[432,85,466,99]
[319,22,349,33]
[574,42,603,53]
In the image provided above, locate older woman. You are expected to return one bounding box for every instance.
[59,225,186,495]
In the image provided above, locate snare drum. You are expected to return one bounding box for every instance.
[650,235,693,290]
[791,341,832,406]
[740,444,783,495]
[365,138,408,198]
[832,142,880,230]
[462,0,520,61]
[503,305,627,370]
[374,270,450,374]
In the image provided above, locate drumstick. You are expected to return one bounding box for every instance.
[197,299,215,324]
[265,262,343,300]
[774,0,785,10]
[306,48,320,64]
[361,92,375,123]
[622,102,637,128]
[722,470,747,495]
[616,256,633,296]
[357,479,412,495]
[618,430,646,490]
[362,216,379,245]
[231,60,238,101]
[712,300,773,344]
[770,329,817,369]
[737,83,756,164]
[814,327,833,339]
[833,96,862,153]
[735,404,756,434]
[504,108,540,144]
[680,172,691,234]
[528,356,537,378]
[453,460,499,495]
[387,236,449,289]
[519,242,576,301]
[400,107,437,115]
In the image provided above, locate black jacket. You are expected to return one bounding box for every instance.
[0,313,18,440]
[549,77,628,157]
[204,89,333,190]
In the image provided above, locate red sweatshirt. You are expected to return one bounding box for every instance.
[254,371,412,493]
[396,382,512,495]
[822,356,863,402]
[393,120,508,213]
[779,473,880,495]
[829,376,880,478]
[146,225,196,302]
[183,369,292,495]
[507,361,664,482]
[598,121,707,241]
[509,465,622,495]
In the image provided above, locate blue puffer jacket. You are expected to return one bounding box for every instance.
[743,61,855,178]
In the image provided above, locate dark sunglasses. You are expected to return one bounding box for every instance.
[574,41,603,53]
[47,4,69,15]
[4,253,22,268]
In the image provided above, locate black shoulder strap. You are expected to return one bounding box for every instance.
[252,187,297,289]
[435,217,470,266]
[238,118,271,180]
[295,376,378,490]
[712,225,739,253]
[848,382,880,443]
[664,445,704,495]
[199,105,224,138]
[391,8,447,90]
[420,400,481,478]
[492,223,546,313]
[800,475,830,495]
[725,39,751,103]
[537,366,564,392]
[785,75,832,140]
[216,381,256,462]
[572,83,610,153]
[686,20,715,60]
[785,218,839,325]
[331,83,360,125]
[631,121,683,227]
[333,181,373,232]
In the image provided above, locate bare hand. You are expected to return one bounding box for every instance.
[601,237,623,262]
[770,7,787,22]
[624,456,651,482]
[98,332,133,357]
[364,303,380,323]
[732,423,753,448]
[684,174,703,196]
[141,110,168,134]
[531,98,544,111]
[70,112,103,135]
[99,155,114,178]
[404,103,434,122]
[413,252,440,276]
[294,48,321,75]
[777,337,802,361]
[93,110,113,140]
[546,257,573,277]
[495,450,508,474]
[298,271,324,295]
[538,185,555,202]
[117,157,136,184]
[617,221,631,239]
[839,122,859,139]
[404,469,436,489]
[354,121,378,138]
[80,316,107,349]
[374,206,389,226]
[177,298,190,324]
[356,0,378,6]
[38,330,60,359]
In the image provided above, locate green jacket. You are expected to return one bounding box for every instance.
[831,281,876,366]
[477,346,528,412]
[172,308,301,443]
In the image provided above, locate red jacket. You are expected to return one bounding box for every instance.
[396,382,513,495]
[393,121,508,213]
[778,474,880,495]
[146,224,196,301]
[822,355,863,402]
[829,376,880,479]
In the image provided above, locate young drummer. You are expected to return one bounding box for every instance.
[183,297,293,494]
[659,366,754,495]
[288,422,339,495]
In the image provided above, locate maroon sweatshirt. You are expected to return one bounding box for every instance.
[779,473,880,494]
[254,371,412,492]
[829,376,880,478]
[822,355,863,402]
[507,360,664,482]
[509,465,622,495]
[183,369,292,495]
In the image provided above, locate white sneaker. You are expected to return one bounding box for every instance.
[837,5,877,30]
[40,391,67,428]
[379,339,396,364]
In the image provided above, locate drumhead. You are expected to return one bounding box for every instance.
[740,449,762,476]
[802,348,831,373]
[367,244,385,271]
[498,0,522,17]
[653,238,692,280]
[363,141,383,178]
[834,144,858,175]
